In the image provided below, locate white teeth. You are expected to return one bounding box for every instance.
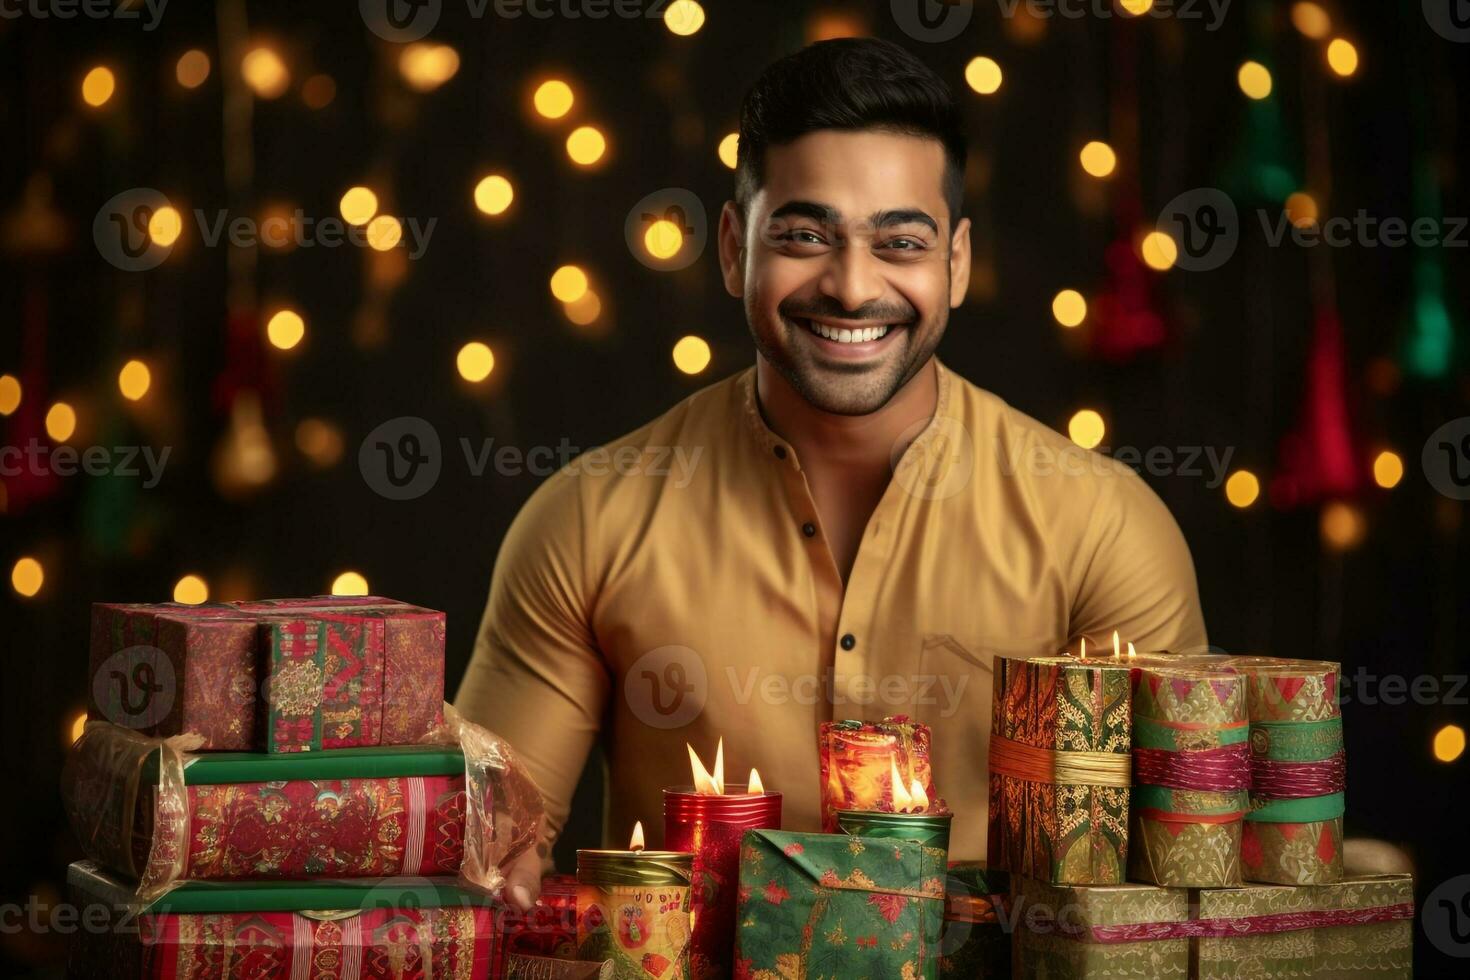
[805,321,891,344]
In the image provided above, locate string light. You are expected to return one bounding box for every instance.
[564,290,602,326]
[457,342,496,382]
[399,43,460,92]
[266,309,306,350]
[118,360,151,401]
[664,0,706,35]
[148,205,183,247]
[718,133,740,170]
[1372,451,1404,489]
[302,74,336,109]
[533,79,574,119]
[1237,61,1273,100]
[1051,289,1087,328]
[566,126,607,166]
[173,574,209,604]
[550,265,590,303]
[0,375,20,416]
[1434,724,1466,763]
[1067,409,1106,450]
[331,571,370,596]
[964,57,1003,96]
[1326,39,1359,78]
[68,710,87,744]
[366,215,403,250]
[1139,231,1178,271]
[81,66,116,107]
[1079,141,1116,179]
[1225,470,1261,508]
[241,46,289,99]
[1284,192,1319,229]
[46,402,76,442]
[474,174,514,216]
[644,219,684,260]
[176,50,211,89]
[11,557,44,598]
[1290,2,1331,40]
[672,336,712,375]
[1320,501,1366,551]
[1118,0,1154,14]
[339,186,379,226]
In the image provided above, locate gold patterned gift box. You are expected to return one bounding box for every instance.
[1011,872,1413,979]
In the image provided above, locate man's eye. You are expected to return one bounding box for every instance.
[784,230,827,245]
[880,238,926,251]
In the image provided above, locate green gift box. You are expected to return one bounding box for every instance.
[734,829,947,980]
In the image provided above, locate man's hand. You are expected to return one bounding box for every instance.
[503,815,549,912]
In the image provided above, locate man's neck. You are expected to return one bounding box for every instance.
[754,357,939,474]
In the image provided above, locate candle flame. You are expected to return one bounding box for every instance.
[688,740,725,795]
[1080,637,1086,658]
[909,778,929,813]
[629,821,645,852]
[889,756,913,811]
[748,768,764,794]
[1127,642,1137,659]
[1113,630,1121,659]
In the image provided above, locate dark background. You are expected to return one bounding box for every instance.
[3,0,1468,974]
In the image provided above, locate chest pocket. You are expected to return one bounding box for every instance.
[915,634,994,732]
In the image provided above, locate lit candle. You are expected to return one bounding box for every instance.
[834,756,954,852]
[664,740,782,980]
[577,823,694,977]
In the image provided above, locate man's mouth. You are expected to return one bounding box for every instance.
[794,317,903,345]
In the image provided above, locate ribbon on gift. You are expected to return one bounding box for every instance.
[1246,716,1346,822]
[987,733,1132,788]
[1054,901,1414,944]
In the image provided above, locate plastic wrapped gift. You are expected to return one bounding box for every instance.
[817,715,940,832]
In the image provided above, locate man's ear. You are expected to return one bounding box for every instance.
[718,201,746,298]
[948,216,972,308]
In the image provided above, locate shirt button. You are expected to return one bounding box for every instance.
[773,445,787,460]
[801,522,816,538]
[840,633,856,650]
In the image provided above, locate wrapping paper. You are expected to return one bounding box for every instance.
[501,874,578,960]
[506,955,614,979]
[987,656,1132,885]
[937,862,1009,980]
[1012,872,1412,978]
[1128,664,1250,887]
[576,877,692,980]
[1232,658,1345,885]
[818,716,941,832]
[62,710,544,902]
[733,829,946,980]
[88,596,445,753]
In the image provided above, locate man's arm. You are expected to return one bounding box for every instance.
[454,469,609,905]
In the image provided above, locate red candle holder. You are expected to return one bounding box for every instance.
[663,785,782,980]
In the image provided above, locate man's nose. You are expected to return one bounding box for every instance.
[817,245,886,314]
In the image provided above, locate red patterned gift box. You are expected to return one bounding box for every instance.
[500,874,578,960]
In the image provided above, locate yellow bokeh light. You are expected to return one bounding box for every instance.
[664,0,706,35]
[1434,724,1467,763]
[0,375,20,416]
[1068,409,1106,450]
[1290,2,1331,40]
[1285,192,1319,229]
[399,43,460,92]
[644,219,684,260]
[457,341,496,383]
[118,360,151,401]
[1079,141,1117,179]
[474,174,514,216]
[672,336,712,375]
[965,56,1003,96]
[242,46,289,99]
[173,574,209,605]
[11,557,44,598]
[533,79,575,119]
[266,309,305,351]
[566,126,607,166]
[82,66,116,107]
[1225,470,1261,508]
[339,186,379,226]
[550,265,590,303]
[1373,450,1404,489]
[46,402,76,442]
[1139,231,1178,271]
[1238,61,1273,100]
[718,133,740,170]
[1052,289,1087,328]
[564,290,602,326]
[1118,0,1154,15]
[1320,500,1366,551]
[176,49,211,89]
[1326,39,1359,78]
[147,205,183,247]
[331,571,370,597]
[366,215,403,251]
[69,710,88,744]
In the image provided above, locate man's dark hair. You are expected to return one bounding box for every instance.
[736,37,967,222]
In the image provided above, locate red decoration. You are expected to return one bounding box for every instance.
[1089,237,1169,362]
[1270,307,1363,509]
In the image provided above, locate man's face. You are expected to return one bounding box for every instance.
[720,129,971,416]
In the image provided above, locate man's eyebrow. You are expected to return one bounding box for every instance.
[870,209,939,234]
[768,200,841,224]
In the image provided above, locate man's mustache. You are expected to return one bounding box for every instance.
[779,298,917,324]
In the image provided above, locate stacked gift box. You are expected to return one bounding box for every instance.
[62,595,584,979]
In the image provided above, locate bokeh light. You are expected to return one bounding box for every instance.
[1326,39,1359,78]
[176,50,211,89]
[665,0,706,35]
[11,557,44,598]
[567,126,607,166]
[474,175,514,215]
[266,309,306,350]
[331,571,370,596]
[366,215,403,250]
[1434,724,1466,763]
[550,265,590,303]
[1079,141,1116,179]
[399,43,460,92]
[1051,289,1087,328]
[173,574,209,605]
[718,133,740,170]
[1372,450,1404,489]
[1320,501,1366,551]
[457,342,496,382]
[82,66,116,107]
[1139,231,1178,271]
[242,46,289,99]
[1237,61,1273,100]
[1068,409,1106,450]
[965,57,1002,96]
[0,375,21,416]
[148,205,183,247]
[533,79,574,119]
[672,336,712,375]
[46,402,76,442]
[1225,470,1261,509]
[118,360,151,401]
[1290,2,1331,39]
[339,186,379,226]
[644,219,684,260]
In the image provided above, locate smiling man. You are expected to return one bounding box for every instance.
[457,37,1207,909]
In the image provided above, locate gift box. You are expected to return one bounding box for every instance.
[733,829,947,980]
[506,955,614,979]
[88,596,445,753]
[1232,658,1345,885]
[818,715,940,832]
[987,656,1133,885]
[1128,664,1250,887]
[938,862,1009,980]
[66,860,504,979]
[1011,872,1412,978]
[502,874,578,960]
